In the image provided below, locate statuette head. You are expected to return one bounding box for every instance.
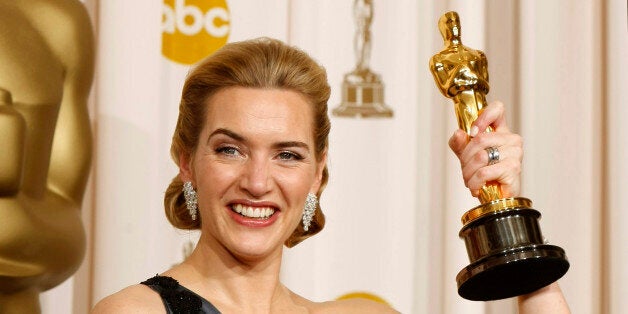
[438,11,462,43]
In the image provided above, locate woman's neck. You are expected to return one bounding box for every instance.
[170,237,300,312]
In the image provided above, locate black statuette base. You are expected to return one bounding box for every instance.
[456,208,569,301]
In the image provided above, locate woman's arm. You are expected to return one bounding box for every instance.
[449,101,570,313]
[518,282,570,314]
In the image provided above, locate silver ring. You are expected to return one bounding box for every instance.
[486,147,500,165]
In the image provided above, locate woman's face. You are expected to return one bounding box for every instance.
[181,87,326,260]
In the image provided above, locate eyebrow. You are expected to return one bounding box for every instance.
[208,128,245,143]
[208,128,310,150]
[274,141,309,150]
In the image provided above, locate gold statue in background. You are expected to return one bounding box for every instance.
[353,0,373,74]
[0,0,94,312]
[429,11,568,301]
[333,0,393,118]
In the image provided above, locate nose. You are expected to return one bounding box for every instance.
[238,155,272,198]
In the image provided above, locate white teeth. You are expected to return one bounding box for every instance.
[232,205,275,218]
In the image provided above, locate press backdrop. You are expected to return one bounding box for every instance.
[38,0,627,313]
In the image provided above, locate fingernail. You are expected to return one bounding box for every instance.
[470,125,479,137]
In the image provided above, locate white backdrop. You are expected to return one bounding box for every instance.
[37,0,627,313]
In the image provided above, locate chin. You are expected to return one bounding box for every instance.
[231,248,278,263]
[227,234,286,261]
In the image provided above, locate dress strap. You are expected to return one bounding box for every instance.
[141,275,221,314]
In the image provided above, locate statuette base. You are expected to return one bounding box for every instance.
[333,71,393,118]
[456,204,570,300]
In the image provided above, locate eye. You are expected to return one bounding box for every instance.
[216,146,241,157]
[277,151,303,161]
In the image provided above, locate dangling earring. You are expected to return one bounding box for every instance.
[183,181,198,221]
[302,193,318,231]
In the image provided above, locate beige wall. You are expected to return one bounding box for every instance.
[38,0,627,313]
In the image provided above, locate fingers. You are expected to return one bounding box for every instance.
[470,101,509,136]
[461,142,522,182]
[465,158,522,198]
[460,132,523,197]
[448,129,468,158]
[460,132,523,169]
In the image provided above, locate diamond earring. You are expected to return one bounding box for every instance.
[302,193,318,231]
[183,181,198,221]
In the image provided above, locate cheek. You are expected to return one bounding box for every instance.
[275,167,316,197]
[196,163,241,200]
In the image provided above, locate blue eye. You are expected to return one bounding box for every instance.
[216,146,240,156]
[278,151,303,161]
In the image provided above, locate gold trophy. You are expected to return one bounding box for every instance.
[0,0,94,312]
[333,0,393,117]
[429,11,569,301]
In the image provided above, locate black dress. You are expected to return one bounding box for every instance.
[141,275,221,314]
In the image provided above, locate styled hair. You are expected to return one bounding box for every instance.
[164,38,331,247]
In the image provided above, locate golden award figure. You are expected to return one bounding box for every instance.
[0,0,94,312]
[429,11,569,301]
[333,0,393,117]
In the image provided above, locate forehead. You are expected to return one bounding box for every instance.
[203,87,315,141]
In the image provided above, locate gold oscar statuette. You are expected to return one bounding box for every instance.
[333,0,393,118]
[429,11,569,301]
[0,0,94,312]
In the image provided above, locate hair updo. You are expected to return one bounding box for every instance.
[164,38,331,247]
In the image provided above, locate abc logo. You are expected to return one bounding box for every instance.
[162,0,230,65]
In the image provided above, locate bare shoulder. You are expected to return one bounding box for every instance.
[313,299,399,314]
[91,284,165,314]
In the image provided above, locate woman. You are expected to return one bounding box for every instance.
[93,38,569,313]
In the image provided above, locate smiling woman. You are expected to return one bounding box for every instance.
[179,87,324,259]
[91,38,397,313]
[164,38,331,248]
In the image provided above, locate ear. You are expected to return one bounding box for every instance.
[310,150,328,194]
[179,151,194,183]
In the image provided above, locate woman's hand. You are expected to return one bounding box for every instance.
[448,101,523,198]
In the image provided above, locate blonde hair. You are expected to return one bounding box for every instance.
[164,38,331,247]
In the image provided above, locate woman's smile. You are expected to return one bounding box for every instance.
[227,200,280,228]
[231,204,275,219]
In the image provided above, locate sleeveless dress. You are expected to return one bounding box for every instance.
[141,275,221,314]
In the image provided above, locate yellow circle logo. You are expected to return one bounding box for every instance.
[162,0,230,65]
[336,291,390,305]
